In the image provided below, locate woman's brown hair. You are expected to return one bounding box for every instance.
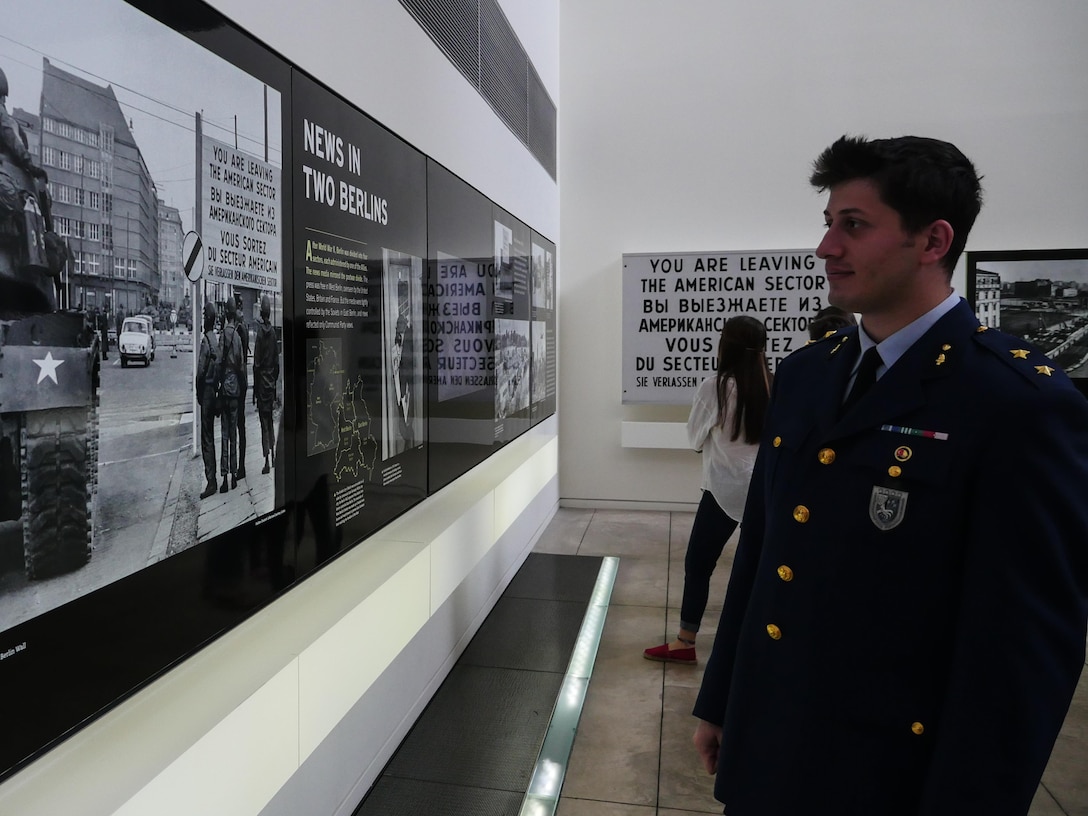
[715,315,772,444]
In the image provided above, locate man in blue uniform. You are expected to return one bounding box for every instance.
[693,135,1088,815]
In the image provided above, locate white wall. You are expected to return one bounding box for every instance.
[0,1,559,814]
[214,0,559,241]
[559,0,1088,506]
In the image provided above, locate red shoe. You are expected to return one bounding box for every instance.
[643,642,697,664]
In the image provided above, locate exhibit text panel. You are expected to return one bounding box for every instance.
[622,249,821,404]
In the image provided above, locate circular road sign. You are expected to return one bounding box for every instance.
[183,231,204,283]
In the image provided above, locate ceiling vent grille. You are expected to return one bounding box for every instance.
[527,63,556,179]
[399,0,557,179]
[401,0,478,83]
[480,0,527,144]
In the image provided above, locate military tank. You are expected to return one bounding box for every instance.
[0,126,100,580]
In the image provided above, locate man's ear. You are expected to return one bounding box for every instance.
[920,219,954,266]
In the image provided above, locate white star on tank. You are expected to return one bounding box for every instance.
[33,352,65,385]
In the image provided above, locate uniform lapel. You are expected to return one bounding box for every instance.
[802,329,860,437]
[830,300,978,438]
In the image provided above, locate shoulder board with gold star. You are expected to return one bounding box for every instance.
[802,328,842,347]
[972,324,1069,388]
[778,328,851,367]
[794,327,855,362]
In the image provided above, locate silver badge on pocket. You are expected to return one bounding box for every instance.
[870,486,908,530]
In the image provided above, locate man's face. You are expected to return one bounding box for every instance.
[816,178,926,326]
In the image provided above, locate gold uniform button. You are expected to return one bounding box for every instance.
[766,624,782,640]
[888,465,902,478]
[817,448,836,465]
[777,565,794,582]
[773,436,782,448]
[911,722,925,736]
[792,505,810,523]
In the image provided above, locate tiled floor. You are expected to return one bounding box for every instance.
[534,507,1088,816]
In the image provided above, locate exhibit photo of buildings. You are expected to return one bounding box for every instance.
[0,0,285,627]
[494,318,531,420]
[970,251,1088,378]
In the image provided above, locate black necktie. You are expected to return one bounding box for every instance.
[841,346,882,416]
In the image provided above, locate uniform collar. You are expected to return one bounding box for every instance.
[855,291,962,378]
[827,297,977,439]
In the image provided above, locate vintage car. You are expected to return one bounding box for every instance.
[118,315,156,367]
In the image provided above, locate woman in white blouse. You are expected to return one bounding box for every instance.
[644,316,771,664]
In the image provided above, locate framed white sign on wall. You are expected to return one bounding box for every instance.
[622,249,824,404]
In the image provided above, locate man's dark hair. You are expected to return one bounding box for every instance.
[808,305,855,340]
[810,135,983,273]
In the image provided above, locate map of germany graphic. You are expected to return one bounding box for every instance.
[306,339,378,481]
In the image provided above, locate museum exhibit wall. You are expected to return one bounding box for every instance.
[0,1,558,815]
[558,0,1088,508]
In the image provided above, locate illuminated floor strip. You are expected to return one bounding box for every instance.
[519,555,619,816]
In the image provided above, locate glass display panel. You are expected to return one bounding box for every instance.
[425,161,498,490]
[529,231,557,424]
[291,72,427,575]
[0,0,294,779]
[492,206,532,443]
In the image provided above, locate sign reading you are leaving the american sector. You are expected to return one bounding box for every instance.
[622,250,825,404]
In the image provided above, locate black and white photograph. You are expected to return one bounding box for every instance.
[495,318,530,420]
[493,220,514,303]
[531,319,547,407]
[529,232,556,425]
[491,210,531,441]
[967,249,1088,379]
[425,161,500,490]
[531,239,554,310]
[0,0,285,633]
[381,248,423,459]
[195,130,285,545]
[0,0,294,783]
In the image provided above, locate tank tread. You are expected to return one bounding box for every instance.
[21,407,93,580]
[88,393,100,495]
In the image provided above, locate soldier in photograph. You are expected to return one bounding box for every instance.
[0,68,42,179]
[1,66,59,277]
[395,314,415,448]
[233,294,250,480]
[196,302,219,500]
[252,294,278,474]
[217,298,244,492]
[95,307,109,360]
[692,135,1088,816]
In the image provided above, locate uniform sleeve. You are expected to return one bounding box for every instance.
[251,333,261,377]
[692,440,768,726]
[1,110,35,171]
[217,333,228,385]
[196,337,207,386]
[918,385,1088,814]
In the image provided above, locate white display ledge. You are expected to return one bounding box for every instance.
[620,421,690,449]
